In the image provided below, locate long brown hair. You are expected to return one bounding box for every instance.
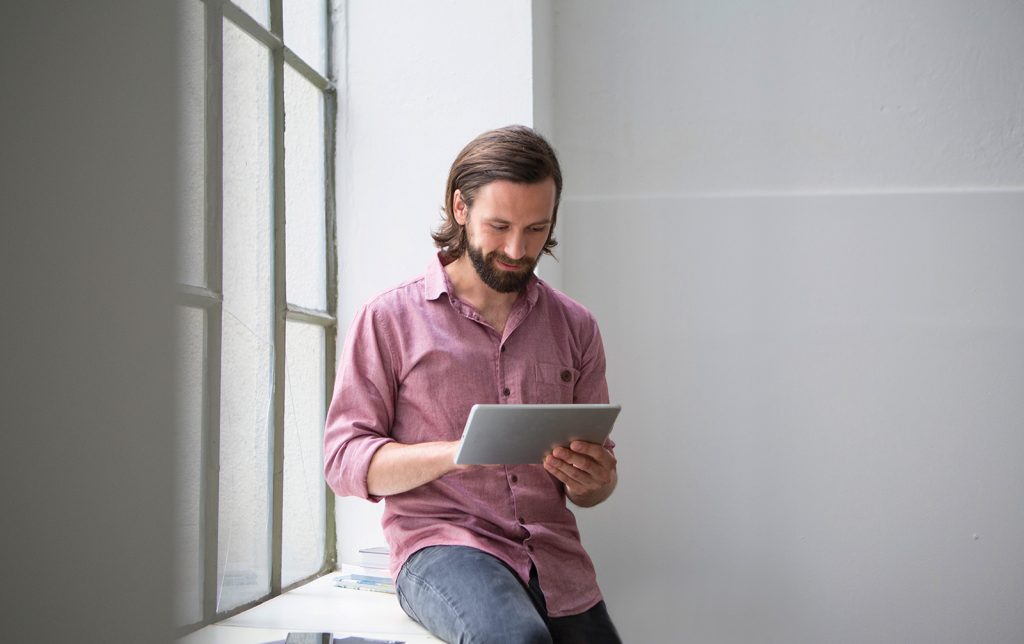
[432,125,562,259]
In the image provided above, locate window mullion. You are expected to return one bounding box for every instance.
[269,0,286,599]
[323,12,339,571]
[284,304,335,327]
[202,0,225,626]
[284,49,333,92]
[219,1,281,51]
[177,284,223,309]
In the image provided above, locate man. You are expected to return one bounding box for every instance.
[324,125,621,643]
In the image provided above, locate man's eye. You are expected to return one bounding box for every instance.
[530,226,550,233]
[490,224,508,231]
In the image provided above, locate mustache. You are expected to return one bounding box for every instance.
[489,252,532,268]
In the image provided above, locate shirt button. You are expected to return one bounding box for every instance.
[509,475,518,484]
[518,517,526,525]
[502,387,511,396]
[560,370,573,383]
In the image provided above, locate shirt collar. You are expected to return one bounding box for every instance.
[423,252,452,301]
[423,252,540,308]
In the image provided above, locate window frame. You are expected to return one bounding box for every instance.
[175,0,338,634]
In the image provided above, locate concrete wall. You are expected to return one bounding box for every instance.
[551,1,1024,641]
[1,2,178,641]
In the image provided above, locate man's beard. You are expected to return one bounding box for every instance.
[466,243,538,293]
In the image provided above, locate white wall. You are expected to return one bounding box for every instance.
[552,1,1024,642]
[554,0,1023,194]
[333,0,538,566]
[530,0,562,290]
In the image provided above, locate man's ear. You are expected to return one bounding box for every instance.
[453,189,469,226]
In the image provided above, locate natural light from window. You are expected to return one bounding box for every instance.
[174,0,335,634]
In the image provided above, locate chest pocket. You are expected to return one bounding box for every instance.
[534,362,579,404]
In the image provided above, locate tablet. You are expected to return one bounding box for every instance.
[453,403,621,465]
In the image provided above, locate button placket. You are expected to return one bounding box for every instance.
[496,340,520,402]
[505,468,531,546]
[497,341,509,399]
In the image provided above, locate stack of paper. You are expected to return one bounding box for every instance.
[356,545,390,570]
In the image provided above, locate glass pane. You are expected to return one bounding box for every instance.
[177,0,205,287]
[284,0,327,75]
[174,306,205,626]
[218,20,274,612]
[282,321,327,586]
[284,66,327,310]
[233,0,269,29]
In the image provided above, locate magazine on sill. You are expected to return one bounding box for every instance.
[333,572,396,594]
[276,634,404,644]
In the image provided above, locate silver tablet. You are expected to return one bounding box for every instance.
[453,403,621,465]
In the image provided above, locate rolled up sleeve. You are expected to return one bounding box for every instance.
[574,314,615,451]
[573,314,609,406]
[323,305,398,502]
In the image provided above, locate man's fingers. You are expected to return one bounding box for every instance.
[551,446,586,469]
[568,440,604,459]
[568,441,617,468]
[544,453,591,486]
[553,444,615,474]
[545,451,613,492]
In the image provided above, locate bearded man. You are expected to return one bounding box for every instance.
[324,125,621,644]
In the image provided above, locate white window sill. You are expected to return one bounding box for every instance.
[178,569,439,643]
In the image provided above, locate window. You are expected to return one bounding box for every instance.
[175,0,337,632]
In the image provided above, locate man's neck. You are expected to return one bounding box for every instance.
[444,254,520,319]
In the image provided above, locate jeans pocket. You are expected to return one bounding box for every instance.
[395,567,425,625]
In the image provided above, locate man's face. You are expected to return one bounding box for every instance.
[458,179,556,293]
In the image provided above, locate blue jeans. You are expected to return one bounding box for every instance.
[395,545,621,644]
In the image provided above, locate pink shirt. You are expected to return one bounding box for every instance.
[323,254,612,617]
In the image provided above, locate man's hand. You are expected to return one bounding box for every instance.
[543,440,617,507]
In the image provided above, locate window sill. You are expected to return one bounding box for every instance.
[177,569,439,643]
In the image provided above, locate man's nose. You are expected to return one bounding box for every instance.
[505,233,526,260]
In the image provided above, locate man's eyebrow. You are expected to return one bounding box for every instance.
[486,216,553,226]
